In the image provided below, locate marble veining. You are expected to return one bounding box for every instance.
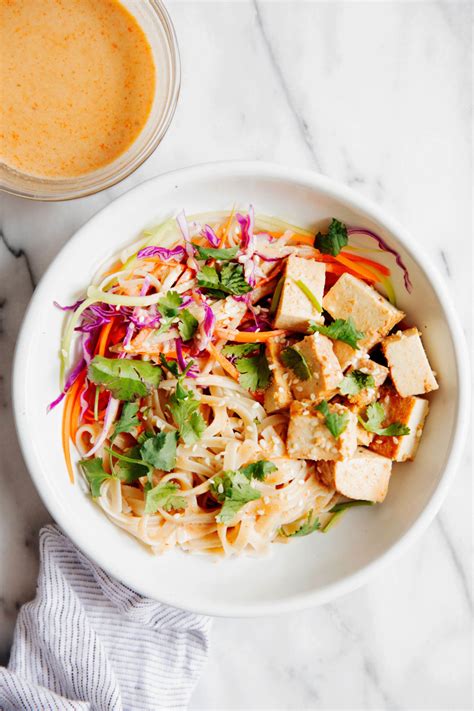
[0,1,471,708]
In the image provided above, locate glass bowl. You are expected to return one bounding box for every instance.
[0,0,180,201]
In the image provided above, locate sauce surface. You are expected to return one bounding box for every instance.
[0,0,156,178]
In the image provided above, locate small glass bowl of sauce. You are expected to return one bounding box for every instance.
[0,0,180,200]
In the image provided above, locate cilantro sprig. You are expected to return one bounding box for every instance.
[234,347,270,391]
[197,263,251,298]
[111,402,140,441]
[195,245,239,261]
[309,317,365,350]
[88,356,162,401]
[314,218,348,256]
[144,481,187,514]
[339,370,375,397]
[315,400,349,439]
[358,402,410,437]
[210,460,276,524]
[280,346,311,381]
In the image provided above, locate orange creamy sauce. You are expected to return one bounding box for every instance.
[0,0,156,178]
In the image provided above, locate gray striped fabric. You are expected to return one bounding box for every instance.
[0,525,212,711]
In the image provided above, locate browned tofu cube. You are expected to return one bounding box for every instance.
[317,446,392,502]
[287,400,357,461]
[343,355,389,408]
[381,328,438,397]
[291,332,343,402]
[274,255,325,332]
[368,387,429,462]
[264,338,293,413]
[323,273,405,369]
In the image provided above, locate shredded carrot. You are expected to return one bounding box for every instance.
[61,370,86,484]
[96,319,115,357]
[335,253,381,282]
[215,328,286,343]
[69,371,87,440]
[339,251,391,276]
[100,260,122,279]
[206,342,240,380]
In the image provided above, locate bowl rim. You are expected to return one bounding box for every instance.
[12,160,471,616]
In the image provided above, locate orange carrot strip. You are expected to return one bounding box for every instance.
[340,251,391,276]
[100,261,122,279]
[70,371,87,440]
[96,319,115,357]
[215,328,286,343]
[206,342,240,380]
[334,253,380,282]
[61,370,86,484]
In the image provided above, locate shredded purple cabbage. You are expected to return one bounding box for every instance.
[202,225,220,247]
[236,205,255,252]
[53,299,84,312]
[47,356,85,413]
[347,227,412,293]
[175,338,198,378]
[137,245,186,261]
[255,252,282,263]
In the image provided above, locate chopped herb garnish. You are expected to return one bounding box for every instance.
[168,384,206,444]
[309,317,365,350]
[314,218,348,256]
[235,350,270,391]
[111,402,140,441]
[358,402,410,437]
[315,399,349,439]
[178,308,198,341]
[144,481,187,514]
[155,290,183,335]
[239,460,277,481]
[280,346,311,381]
[195,245,239,261]
[79,457,112,497]
[140,430,179,472]
[339,370,375,396]
[222,342,261,358]
[211,470,261,524]
[88,356,162,401]
[197,263,251,298]
[293,279,322,312]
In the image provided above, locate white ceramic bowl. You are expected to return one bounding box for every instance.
[13,162,469,616]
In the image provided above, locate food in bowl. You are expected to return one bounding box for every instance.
[0,0,155,178]
[51,208,439,556]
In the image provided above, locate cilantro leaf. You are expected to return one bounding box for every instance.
[79,457,112,497]
[329,500,375,513]
[197,263,251,298]
[195,245,239,261]
[314,218,348,256]
[105,444,149,482]
[315,400,349,439]
[309,317,365,350]
[280,346,311,381]
[168,386,206,444]
[111,402,140,441]
[280,510,321,538]
[235,352,270,391]
[144,481,187,514]
[358,402,410,437]
[339,370,375,397]
[178,308,198,341]
[222,342,261,358]
[157,290,182,318]
[211,470,261,524]
[88,356,162,401]
[159,354,180,377]
[239,460,277,481]
[140,430,178,472]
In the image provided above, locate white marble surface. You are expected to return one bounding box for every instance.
[0,1,472,709]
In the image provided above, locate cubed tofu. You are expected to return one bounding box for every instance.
[287,400,357,461]
[381,328,438,397]
[264,338,293,413]
[368,387,429,462]
[317,446,392,502]
[344,355,389,408]
[323,273,405,369]
[291,332,343,402]
[274,255,325,332]
[344,402,375,446]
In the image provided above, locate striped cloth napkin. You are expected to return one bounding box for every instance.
[0,525,212,711]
